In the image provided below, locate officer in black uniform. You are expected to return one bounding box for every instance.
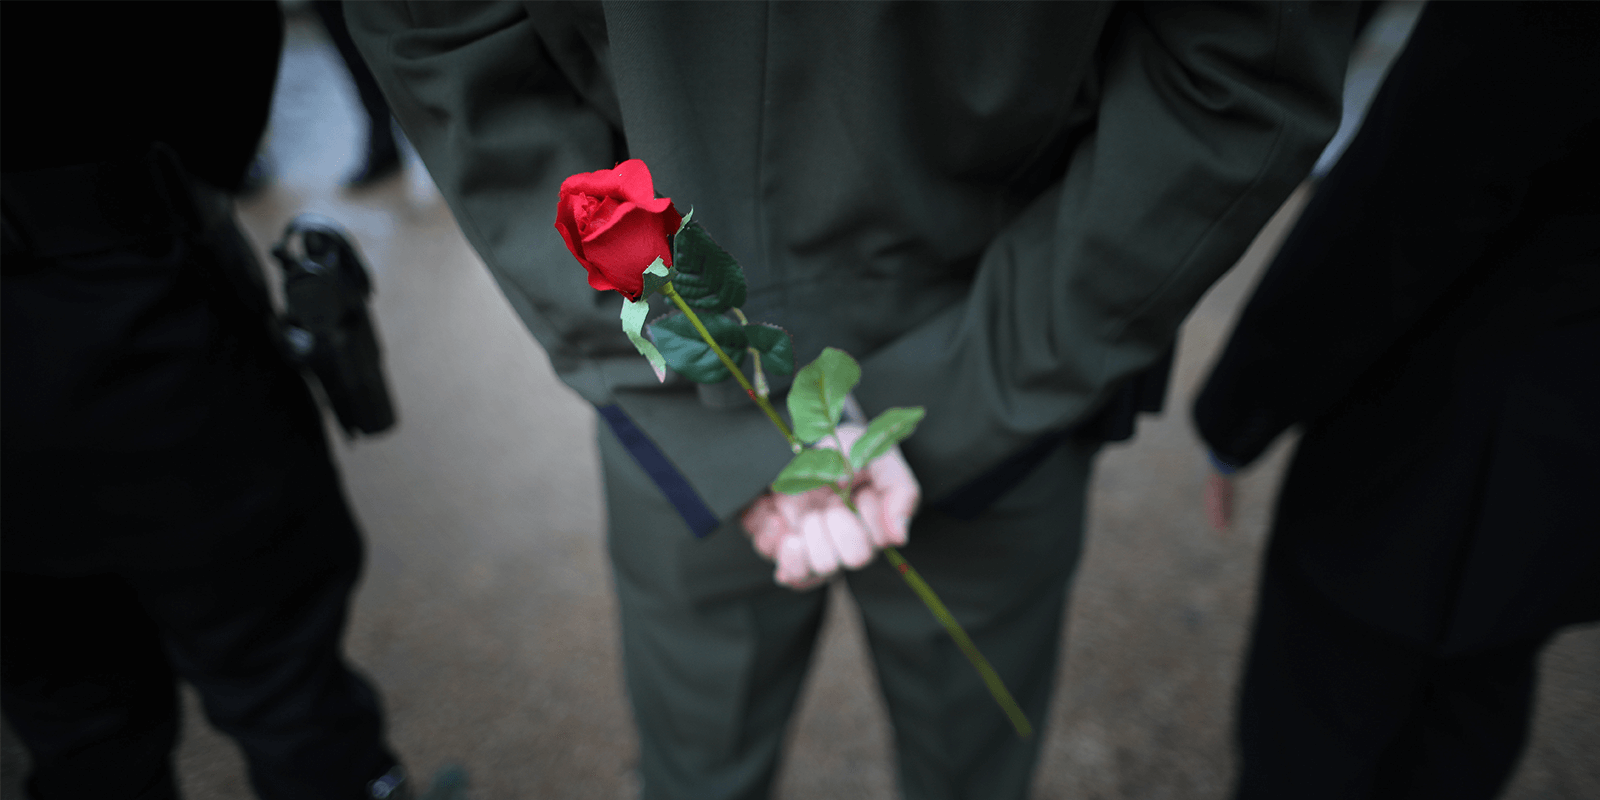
[1,3,417,797]
[1192,5,1600,798]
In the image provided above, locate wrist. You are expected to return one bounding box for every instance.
[1207,450,1239,476]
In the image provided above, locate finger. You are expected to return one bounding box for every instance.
[1215,474,1234,530]
[801,508,842,579]
[788,572,828,592]
[864,450,917,545]
[821,501,873,569]
[790,485,834,519]
[775,535,815,588]
[852,488,896,549]
[1205,474,1234,532]
[878,494,911,548]
[853,488,887,548]
[741,494,789,560]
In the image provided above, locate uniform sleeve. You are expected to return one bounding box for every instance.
[348,1,794,536]
[853,2,1355,501]
[348,2,636,399]
[1192,2,1600,470]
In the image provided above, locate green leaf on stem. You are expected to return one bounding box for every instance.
[771,447,850,495]
[620,296,666,382]
[649,311,746,383]
[742,323,795,376]
[671,222,747,312]
[787,347,861,444]
[639,257,675,299]
[849,407,926,472]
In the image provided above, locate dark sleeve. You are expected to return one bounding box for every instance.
[349,2,801,534]
[1192,2,1600,469]
[854,2,1354,500]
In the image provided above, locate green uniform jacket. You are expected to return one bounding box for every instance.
[351,1,1352,536]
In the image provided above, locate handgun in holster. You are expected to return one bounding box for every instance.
[271,214,397,438]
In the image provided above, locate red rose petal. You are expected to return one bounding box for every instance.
[579,203,673,299]
[578,199,642,244]
[555,159,681,300]
[559,159,658,206]
[558,169,618,199]
[583,264,624,295]
[610,159,660,205]
[637,195,675,215]
[553,218,591,268]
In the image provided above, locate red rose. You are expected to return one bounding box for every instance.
[554,159,683,301]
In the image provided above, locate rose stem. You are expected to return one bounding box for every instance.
[664,281,1030,739]
[828,484,1034,740]
[661,283,801,453]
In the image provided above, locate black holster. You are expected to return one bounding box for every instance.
[271,214,396,438]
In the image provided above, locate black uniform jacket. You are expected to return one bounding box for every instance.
[1193,3,1600,656]
[2,3,336,574]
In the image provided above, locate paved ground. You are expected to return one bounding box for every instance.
[5,7,1597,799]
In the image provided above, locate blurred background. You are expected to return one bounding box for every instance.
[4,3,1595,797]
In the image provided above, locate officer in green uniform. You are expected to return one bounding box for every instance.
[349,4,1354,798]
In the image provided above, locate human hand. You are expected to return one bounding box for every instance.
[1204,472,1234,531]
[741,423,920,590]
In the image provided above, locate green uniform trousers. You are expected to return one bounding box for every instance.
[599,426,1099,800]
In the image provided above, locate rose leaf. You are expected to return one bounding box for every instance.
[743,323,795,376]
[640,257,676,299]
[770,448,850,495]
[848,407,925,472]
[787,347,861,444]
[671,221,747,312]
[621,296,667,382]
[649,311,747,384]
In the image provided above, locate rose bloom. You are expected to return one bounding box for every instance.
[554,159,683,301]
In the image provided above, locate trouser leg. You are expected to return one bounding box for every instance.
[1234,551,1429,800]
[600,425,829,800]
[313,0,399,186]
[1,572,183,800]
[1234,548,1547,800]
[127,480,397,800]
[1367,636,1545,800]
[313,0,396,146]
[846,437,1097,800]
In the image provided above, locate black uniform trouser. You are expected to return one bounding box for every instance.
[1233,553,1548,800]
[1,476,396,800]
[312,0,396,153]
[1,152,398,798]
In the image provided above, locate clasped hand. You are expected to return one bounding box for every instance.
[741,424,920,590]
